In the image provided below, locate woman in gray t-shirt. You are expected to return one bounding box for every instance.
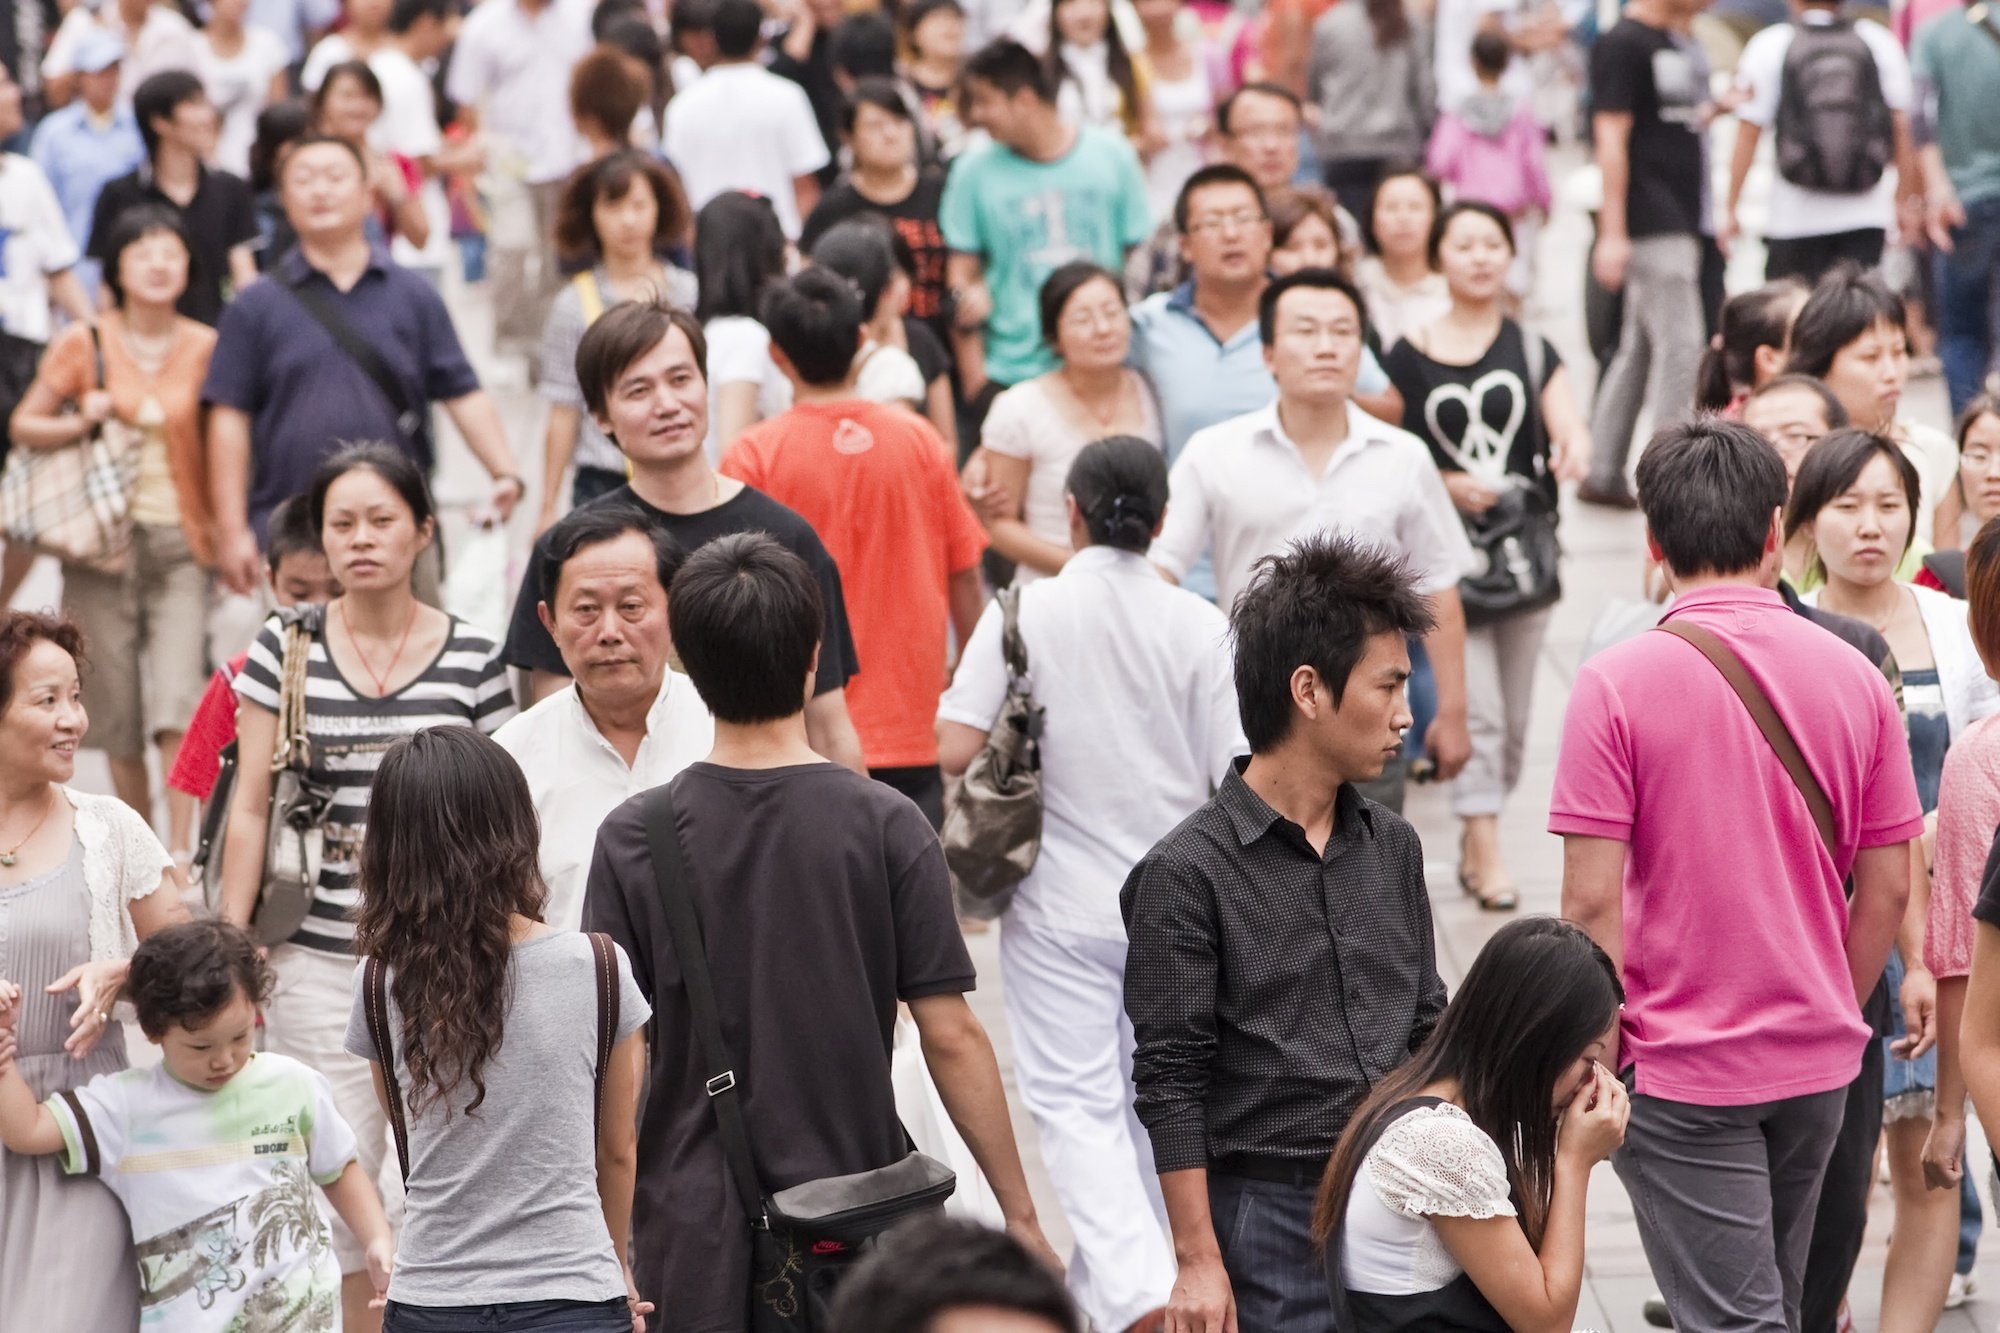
[343,727,652,1333]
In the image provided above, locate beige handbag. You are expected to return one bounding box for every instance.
[0,327,140,572]
[940,587,1045,919]
[252,607,333,945]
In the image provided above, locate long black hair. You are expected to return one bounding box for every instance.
[1312,918,1623,1255]
[1781,426,1921,554]
[1044,0,1141,137]
[1697,279,1807,411]
[1067,435,1167,552]
[694,191,788,323]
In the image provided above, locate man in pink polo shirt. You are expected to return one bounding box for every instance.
[1551,418,1921,1333]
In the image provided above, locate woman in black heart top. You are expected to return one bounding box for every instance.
[1382,201,1592,912]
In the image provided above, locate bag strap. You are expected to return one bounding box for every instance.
[1654,620,1837,857]
[1971,3,2000,53]
[587,930,618,1145]
[88,323,105,392]
[282,276,424,445]
[574,270,607,325]
[998,585,1029,683]
[641,783,769,1228]
[272,613,315,774]
[364,956,414,1181]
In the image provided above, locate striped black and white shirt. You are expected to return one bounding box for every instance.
[234,612,516,953]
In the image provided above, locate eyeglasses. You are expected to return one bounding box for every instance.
[1187,209,1265,236]
[1964,446,2000,472]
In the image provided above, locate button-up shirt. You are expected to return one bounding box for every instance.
[1151,397,1478,611]
[27,101,143,269]
[493,669,715,931]
[1121,760,1449,1170]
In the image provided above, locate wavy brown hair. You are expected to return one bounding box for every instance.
[354,726,549,1119]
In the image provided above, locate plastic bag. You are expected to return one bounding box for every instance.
[890,1012,1004,1226]
[442,520,513,637]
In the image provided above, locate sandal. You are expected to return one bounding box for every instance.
[1458,861,1519,913]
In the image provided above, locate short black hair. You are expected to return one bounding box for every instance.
[314,58,384,118]
[1782,427,1922,554]
[1470,28,1511,77]
[1361,166,1440,256]
[831,11,897,78]
[1216,80,1301,135]
[265,495,324,574]
[695,191,787,322]
[575,298,710,418]
[1067,435,1167,552]
[388,0,452,34]
[763,267,865,387]
[840,74,915,135]
[963,37,1054,103]
[1230,535,1436,752]
[712,0,763,58]
[828,1219,1081,1333]
[669,533,824,724]
[133,68,205,159]
[308,439,436,535]
[1785,263,1908,380]
[593,0,644,41]
[97,203,192,309]
[278,131,371,184]
[1038,259,1120,346]
[1258,266,1369,348]
[539,502,686,605]
[811,215,902,313]
[1174,162,1265,235]
[1427,199,1514,267]
[126,920,275,1041]
[1634,417,1790,579]
[1745,373,1848,430]
[670,0,719,39]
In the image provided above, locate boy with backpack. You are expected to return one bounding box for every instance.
[1722,0,1918,283]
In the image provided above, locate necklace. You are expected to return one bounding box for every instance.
[339,597,421,697]
[0,788,56,867]
[1061,369,1126,429]
[120,322,177,370]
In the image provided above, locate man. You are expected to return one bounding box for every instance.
[1723,0,1918,283]
[1583,0,1710,509]
[1553,418,1920,1333]
[1149,268,1475,801]
[830,1219,1081,1333]
[721,268,986,825]
[1122,533,1449,1333]
[443,0,594,360]
[502,298,866,771]
[40,0,195,106]
[1914,0,2000,415]
[769,0,848,180]
[665,0,830,239]
[27,32,141,291]
[203,135,524,595]
[89,70,260,326]
[494,505,714,932]
[583,532,1057,1328]
[941,37,1150,405]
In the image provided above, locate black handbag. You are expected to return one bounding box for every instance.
[1457,478,1563,627]
[640,783,957,1331]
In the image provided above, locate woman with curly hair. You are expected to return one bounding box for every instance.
[346,726,651,1333]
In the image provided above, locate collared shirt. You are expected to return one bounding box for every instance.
[492,670,715,932]
[443,0,594,185]
[0,152,80,344]
[1151,397,1478,610]
[88,162,260,326]
[27,101,143,265]
[202,242,479,541]
[1121,759,1449,1170]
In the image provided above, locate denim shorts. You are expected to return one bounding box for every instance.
[382,1298,632,1332]
[1882,948,1939,1120]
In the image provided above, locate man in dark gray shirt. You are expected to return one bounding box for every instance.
[1122,533,1449,1333]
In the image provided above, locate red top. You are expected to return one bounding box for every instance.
[166,651,248,800]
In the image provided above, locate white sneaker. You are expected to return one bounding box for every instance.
[1946,1271,1976,1309]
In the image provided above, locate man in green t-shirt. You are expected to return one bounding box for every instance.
[1914,3,2000,414]
[940,38,1150,411]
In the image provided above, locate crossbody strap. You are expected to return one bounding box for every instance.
[998,585,1029,683]
[1654,620,1836,857]
[363,956,414,1181]
[587,930,618,1145]
[283,277,424,445]
[642,783,769,1228]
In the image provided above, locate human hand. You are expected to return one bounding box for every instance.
[1442,472,1499,517]
[46,959,126,1058]
[1551,436,1591,484]
[1004,1215,1063,1278]
[961,455,1013,522]
[364,1235,394,1308]
[216,527,263,598]
[1165,1249,1237,1333]
[0,979,20,1030]
[1424,713,1472,781]
[1715,211,1740,260]
[78,390,113,427]
[1924,1112,1966,1191]
[953,281,992,329]
[1557,1063,1630,1165]
[1592,232,1632,293]
[488,474,525,521]
[1892,963,1937,1061]
[623,1262,655,1333]
[1929,188,1967,253]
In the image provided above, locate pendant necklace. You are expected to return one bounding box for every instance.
[341,598,421,697]
[0,789,56,867]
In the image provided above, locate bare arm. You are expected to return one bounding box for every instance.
[792,174,821,232]
[1850,841,1914,1007]
[947,253,989,399]
[440,391,525,517]
[1927,974,1969,1189]
[803,688,866,773]
[48,269,93,324]
[1561,834,1627,1068]
[1592,111,1635,290]
[1422,585,1471,780]
[0,998,66,1156]
[8,373,101,449]
[713,381,764,454]
[1895,845,1939,1060]
[319,1159,394,1298]
[968,449,1072,577]
[937,719,988,779]
[219,702,279,928]
[1958,927,2000,1176]
[208,404,262,596]
[947,567,985,660]
[924,375,959,455]
[596,1031,652,1328]
[1159,1168,1237,1333]
[1540,365,1592,482]
[539,404,583,533]
[1723,119,1761,247]
[228,244,260,296]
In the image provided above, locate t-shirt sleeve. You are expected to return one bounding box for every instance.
[232,617,289,712]
[611,942,653,1041]
[417,284,480,401]
[934,598,1008,730]
[301,1064,361,1184]
[1928,731,2000,977]
[1382,341,1427,439]
[441,24,488,106]
[1857,672,1926,849]
[798,527,860,692]
[47,1069,129,1177]
[887,808,976,999]
[704,318,772,387]
[1970,826,2000,935]
[978,387,1033,460]
[218,173,262,250]
[1365,1110,1518,1221]
[470,642,518,733]
[1112,139,1152,248]
[1547,662,1637,840]
[1866,22,1915,112]
[1149,442,1213,582]
[583,807,656,1005]
[1589,24,1646,117]
[938,157,983,256]
[24,165,80,273]
[203,295,267,410]
[343,960,377,1062]
[782,82,833,178]
[1733,26,1786,128]
[502,533,569,676]
[717,433,767,489]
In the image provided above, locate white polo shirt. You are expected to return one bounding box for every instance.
[0,153,80,344]
[493,669,715,931]
[663,62,831,239]
[1151,398,1480,612]
[937,545,1245,940]
[443,0,595,185]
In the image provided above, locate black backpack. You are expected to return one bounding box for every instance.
[1774,20,1894,194]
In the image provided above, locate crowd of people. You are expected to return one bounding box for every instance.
[1,0,2000,1328]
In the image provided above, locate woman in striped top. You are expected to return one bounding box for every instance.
[219,441,514,1333]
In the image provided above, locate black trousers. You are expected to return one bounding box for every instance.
[1800,982,1889,1332]
[872,764,945,831]
[1765,229,1888,285]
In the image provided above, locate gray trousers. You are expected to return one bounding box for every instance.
[1589,233,1706,492]
[1615,1087,1846,1333]
[1453,607,1552,818]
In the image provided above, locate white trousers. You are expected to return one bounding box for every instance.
[1001,917,1174,1332]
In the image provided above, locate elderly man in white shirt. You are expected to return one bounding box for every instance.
[1150,267,1480,807]
[494,503,714,931]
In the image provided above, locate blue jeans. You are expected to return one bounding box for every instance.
[1208,1170,1338,1332]
[383,1298,631,1331]
[1935,195,2000,416]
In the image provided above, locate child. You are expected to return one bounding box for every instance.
[1425,30,1551,302]
[0,920,392,1331]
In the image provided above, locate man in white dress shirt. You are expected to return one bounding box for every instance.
[494,503,714,931]
[1150,266,1479,805]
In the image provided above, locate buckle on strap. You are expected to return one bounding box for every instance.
[706,1071,737,1097]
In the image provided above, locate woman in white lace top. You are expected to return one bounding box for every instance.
[1313,918,1630,1332]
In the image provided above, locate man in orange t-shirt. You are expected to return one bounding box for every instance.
[721,267,987,826]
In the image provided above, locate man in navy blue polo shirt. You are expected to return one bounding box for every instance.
[202,133,524,596]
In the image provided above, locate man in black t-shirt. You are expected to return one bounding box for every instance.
[503,298,867,772]
[1581,0,1711,509]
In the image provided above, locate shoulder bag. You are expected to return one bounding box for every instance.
[363,932,620,1179]
[642,783,956,1332]
[284,275,434,468]
[938,587,1045,920]
[1455,326,1562,627]
[0,325,142,572]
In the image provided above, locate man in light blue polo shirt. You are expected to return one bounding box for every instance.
[27,32,140,294]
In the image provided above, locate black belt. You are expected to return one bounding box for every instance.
[1211,1154,1325,1188]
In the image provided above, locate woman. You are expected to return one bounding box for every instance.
[1915,395,2000,598]
[192,0,289,177]
[1315,917,1628,1331]
[1269,186,1347,277]
[1044,0,1147,140]
[1383,204,1586,909]
[1694,278,1808,415]
[937,438,1242,1333]
[347,727,651,1333]
[1787,265,1962,552]
[1133,0,1211,219]
[1354,170,1451,352]
[537,150,697,529]
[248,98,312,270]
[1790,429,1998,1333]
[694,191,793,464]
[965,263,1161,582]
[9,205,218,865]
[0,610,190,1330]
[220,442,514,1333]
[314,59,427,251]
[901,0,969,158]
[810,218,958,450]
[569,44,653,160]
[1306,0,1433,228]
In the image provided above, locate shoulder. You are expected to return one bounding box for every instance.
[1365,1104,1517,1220]
[491,686,572,752]
[726,486,832,555]
[1739,21,1792,64]
[443,618,507,662]
[1356,796,1421,860]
